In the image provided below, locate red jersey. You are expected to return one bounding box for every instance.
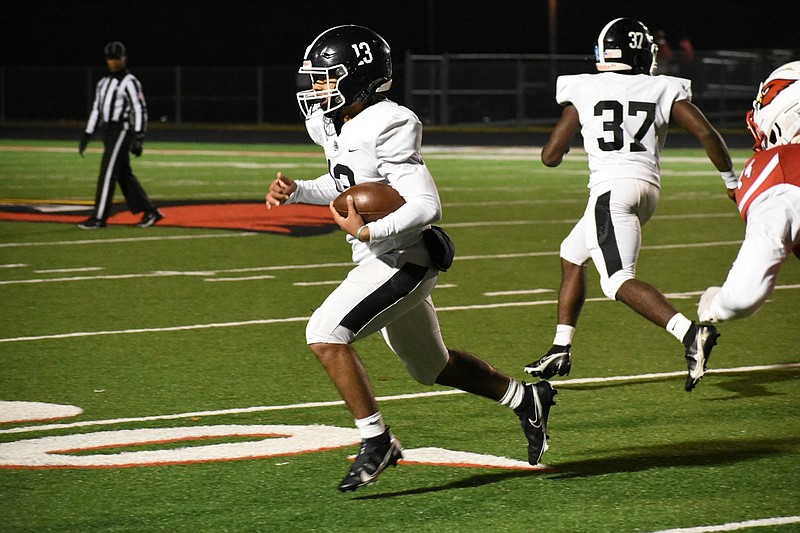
[737,144,800,220]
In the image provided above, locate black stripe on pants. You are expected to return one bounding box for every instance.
[339,262,429,335]
[595,191,623,277]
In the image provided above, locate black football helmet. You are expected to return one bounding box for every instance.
[296,25,393,119]
[594,18,658,75]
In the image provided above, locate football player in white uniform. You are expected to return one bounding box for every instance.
[265,25,557,492]
[524,18,737,392]
[698,61,800,322]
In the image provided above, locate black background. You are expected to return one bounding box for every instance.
[3,0,799,67]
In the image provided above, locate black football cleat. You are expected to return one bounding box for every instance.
[525,344,572,379]
[338,430,403,492]
[514,381,557,465]
[684,323,720,392]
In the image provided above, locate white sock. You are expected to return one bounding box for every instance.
[666,313,693,343]
[355,412,386,440]
[500,379,526,410]
[553,324,576,346]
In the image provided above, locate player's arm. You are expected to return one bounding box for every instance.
[267,169,343,209]
[541,104,580,167]
[671,99,737,192]
[265,172,297,208]
[369,115,441,240]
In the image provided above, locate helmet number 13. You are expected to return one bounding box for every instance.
[595,100,656,152]
[351,42,373,66]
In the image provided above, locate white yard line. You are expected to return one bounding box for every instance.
[33,267,104,274]
[0,232,258,248]
[1,362,797,436]
[650,515,800,532]
[443,214,738,228]
[205,275,276,282]
[1,284,798,344]
[0,239,744,286]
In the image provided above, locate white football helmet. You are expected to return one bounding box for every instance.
[746,60,800,151]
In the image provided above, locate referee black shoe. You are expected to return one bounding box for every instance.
[514,381,557,465]
[77,218,107,230]
[338,430,403,492]
[138,210,164,228]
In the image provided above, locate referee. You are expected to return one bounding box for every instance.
[78,41,163,229]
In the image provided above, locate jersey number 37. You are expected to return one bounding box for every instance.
[595,100,656,152]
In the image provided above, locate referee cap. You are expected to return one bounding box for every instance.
[104,41,126,59]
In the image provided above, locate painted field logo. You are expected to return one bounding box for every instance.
[0,402,547,471]
[0,199,337,236]
[0,425,361,469]
[0,425,545,471]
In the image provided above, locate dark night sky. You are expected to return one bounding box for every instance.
[2,1,799,67]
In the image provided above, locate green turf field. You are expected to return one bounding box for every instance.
[1,139,798,532]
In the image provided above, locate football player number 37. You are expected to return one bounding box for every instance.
[352,42,373,65]
[595,100,656,152]
[627,31,645,49]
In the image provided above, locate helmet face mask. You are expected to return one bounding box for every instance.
[747,61,800,151]
[296,63,350,118]
[595,18,658,75]
[296,25,392,119]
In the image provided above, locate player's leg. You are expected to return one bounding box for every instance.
[379,292,508,397]
[699,192,797,322]
[309,343,380,419]
[590,180,678,326]
[436,349,508,399]
[306,249,434,491]
[383,299,557,466]
[593,180,717,391]
[557,258,587,327]
[525,219,589,378]
[616,279,679,328]
[615,278,719,391]
[437,347,557,465]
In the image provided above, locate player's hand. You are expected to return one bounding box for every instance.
[265,171,297,209]
[329,194,365,238]
[78,133,90,157]
[726,188,736,203]
[131,133,145,157]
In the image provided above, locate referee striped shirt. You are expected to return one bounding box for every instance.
[84,70,147,135]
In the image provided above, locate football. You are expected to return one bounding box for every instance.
[333,182,406,223]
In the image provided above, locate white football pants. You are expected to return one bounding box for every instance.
[560,178,660,299]
[305,240,448,385]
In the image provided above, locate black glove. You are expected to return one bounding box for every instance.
[78,132,91,157]
[131,132,145,157]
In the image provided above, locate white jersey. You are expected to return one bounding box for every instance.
[287,99,441,264]
[556,72,691,188]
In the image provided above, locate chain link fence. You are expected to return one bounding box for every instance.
[1,49,795,128]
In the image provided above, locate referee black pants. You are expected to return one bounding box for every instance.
[92,124,156,221]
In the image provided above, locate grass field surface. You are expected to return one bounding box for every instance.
[0,139,798,532]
